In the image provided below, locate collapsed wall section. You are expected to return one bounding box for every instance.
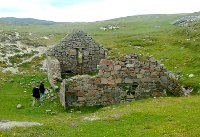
[60,53,184,107]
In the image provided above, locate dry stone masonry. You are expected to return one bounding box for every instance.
[46,56,62,88]
[58,54,183,107]
[47,30,107,74]
[47,30,184,108]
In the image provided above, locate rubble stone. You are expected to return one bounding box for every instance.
[56,53,184,107]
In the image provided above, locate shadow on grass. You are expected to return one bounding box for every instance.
[65,105,103,114]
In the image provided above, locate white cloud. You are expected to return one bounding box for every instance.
[51,0,200,22]
[0,0,199,22]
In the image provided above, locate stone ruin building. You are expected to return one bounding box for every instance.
[47,30,184,108]
[47,30,107,74]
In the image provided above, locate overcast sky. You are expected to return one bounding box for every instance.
[0,0,199,22]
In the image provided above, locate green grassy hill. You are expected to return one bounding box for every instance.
[0,12,200,136]
[0,17,57,24]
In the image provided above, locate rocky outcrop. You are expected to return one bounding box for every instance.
[0,120,42,130]
[0,30,52,74]
[173,16,200,26]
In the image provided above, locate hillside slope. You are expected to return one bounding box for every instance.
[0,17,57,25]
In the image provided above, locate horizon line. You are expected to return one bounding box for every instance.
[0,11,199,23]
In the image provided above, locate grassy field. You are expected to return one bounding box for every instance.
[1,73,200,137]
[0,12,200,136]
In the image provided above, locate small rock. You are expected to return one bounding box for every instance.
[68,123,78,128]
[51,112,56,115]
[182,87,193,95]
[110,113,123,118]
[82,116,101,121]
[46,110,52,113]
[16,104,23,109]
[176,71,181,74]
[133,46,141,49]
[0,120,11,123]
[76,111,81,114]
[50,93,54,97]
[188,74,194,78]
[9,79,14,83]
[54,86,59,91]
[70,109,74,113]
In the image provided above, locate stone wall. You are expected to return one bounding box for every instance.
[48,30,107,74]
[59,79,66,108]
[46,56,61,88]
[60,53,184,107]
[60,75,124,107]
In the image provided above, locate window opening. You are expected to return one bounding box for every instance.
[77,48,83,64]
